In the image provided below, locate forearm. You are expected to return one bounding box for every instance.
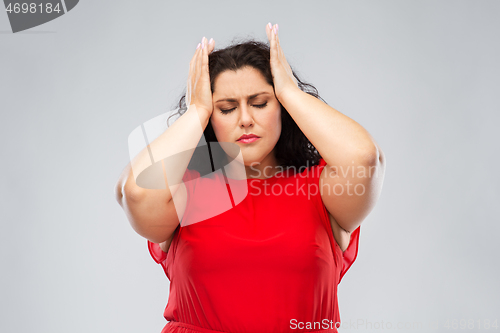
[118,105,210,200]
[279,87,380,166]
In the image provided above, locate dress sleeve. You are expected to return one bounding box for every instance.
[147,240,167,264]
[146,168,200,277]
[147,239,170,278]
[339,225,360,284]
[147,225,181,280]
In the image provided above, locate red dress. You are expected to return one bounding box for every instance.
[147,158,360,333]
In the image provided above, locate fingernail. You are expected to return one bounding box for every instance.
[201,37,205,49]
[276,23,279,32]
[267,22,272,29]
[196,43,200,49]
[273,25,277,34]
[208,38,213,45]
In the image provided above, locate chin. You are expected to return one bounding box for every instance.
[240,150,270,167]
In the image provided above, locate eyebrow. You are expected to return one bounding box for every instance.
[215,92,271,103]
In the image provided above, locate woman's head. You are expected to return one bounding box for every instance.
[171,38,324,170]
[211,66,282,171]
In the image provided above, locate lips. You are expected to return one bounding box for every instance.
[237,134,260,141]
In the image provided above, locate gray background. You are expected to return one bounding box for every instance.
[1,1,498,332]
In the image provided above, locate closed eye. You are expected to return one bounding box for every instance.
[220,102,268,114]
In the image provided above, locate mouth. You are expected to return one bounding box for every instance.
[237,134,260,143]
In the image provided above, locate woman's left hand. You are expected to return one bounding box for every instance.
[266,23,299,102]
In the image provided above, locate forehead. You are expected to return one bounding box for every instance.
[213,67,271,98]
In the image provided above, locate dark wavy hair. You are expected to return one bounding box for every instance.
[167,37,326,170]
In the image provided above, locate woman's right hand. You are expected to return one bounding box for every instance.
[186,36,215,118]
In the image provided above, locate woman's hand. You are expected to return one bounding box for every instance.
[186,36,215,118]
[266,23,299,102]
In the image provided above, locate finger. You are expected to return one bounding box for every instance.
[266,22,272,42]
[193,42,202,71]
[195,37,204,82]
[201,37,209,75]
[208,38,215,53]
[274,24,282,62]
[274,24,282,59]
[189,43,200,77]
[270,24,278,62]
[188,43,201,105]
[191,45,200,100]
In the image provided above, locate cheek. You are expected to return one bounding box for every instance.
[210,116,230,139]
[275,120,282,141]
[268,108,282,136]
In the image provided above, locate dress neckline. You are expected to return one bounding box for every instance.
[244,168,297,182]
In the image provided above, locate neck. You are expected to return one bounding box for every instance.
[244,150,281,179]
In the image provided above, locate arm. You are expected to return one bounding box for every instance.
[115,105,210,244]
[266,23,385,233]
[115,37,216,245]
[279,87,386,233]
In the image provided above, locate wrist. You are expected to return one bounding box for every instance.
[277,85,303,106]
[187,104,212,128]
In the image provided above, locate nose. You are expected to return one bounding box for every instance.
[238,104,254,128]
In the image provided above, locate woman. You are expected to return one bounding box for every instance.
[116,23,386,333]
